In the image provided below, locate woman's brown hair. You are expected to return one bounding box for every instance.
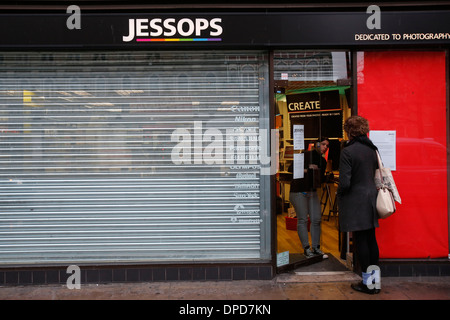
[343,115,370,138]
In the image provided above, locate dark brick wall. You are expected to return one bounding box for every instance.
[379,259,450,277]
[2,260,450,286]
[0,264,274,286]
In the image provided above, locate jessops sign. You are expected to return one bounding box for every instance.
[0,9,449,48]
[122,17,223,42]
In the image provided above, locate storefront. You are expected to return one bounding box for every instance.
[0,3,449,285]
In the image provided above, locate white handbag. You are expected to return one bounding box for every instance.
[376,185,396,219]
[375,150,399,219]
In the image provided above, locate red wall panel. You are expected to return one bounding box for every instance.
[357,51,448,258]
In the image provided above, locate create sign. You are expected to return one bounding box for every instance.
[286,90,340,113]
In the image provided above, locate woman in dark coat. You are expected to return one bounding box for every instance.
[337,115,380,294]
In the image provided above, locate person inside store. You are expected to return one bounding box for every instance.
[288,137,330,258]
[337,115,380,295]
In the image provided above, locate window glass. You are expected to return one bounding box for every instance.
[357,51,448,258]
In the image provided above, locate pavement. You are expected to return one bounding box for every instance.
[1,274,449,301]
[0,256,449,317]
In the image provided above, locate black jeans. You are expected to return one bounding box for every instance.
[353,228,379,273]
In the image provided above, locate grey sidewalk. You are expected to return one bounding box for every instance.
[0,274,449,300]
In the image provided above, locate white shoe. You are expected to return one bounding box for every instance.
[312,248,329,259]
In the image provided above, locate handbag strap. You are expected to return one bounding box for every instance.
[376,150,384,169]
[376,150,384,183]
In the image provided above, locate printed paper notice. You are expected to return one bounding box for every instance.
[277,251,289,267]
[293,125,304,150]
[293,153,304,179]
[370,130,396,171]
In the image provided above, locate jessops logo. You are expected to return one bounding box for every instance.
[122,18,223,43]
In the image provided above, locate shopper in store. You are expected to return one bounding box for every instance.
[337,115,380,295]
[289,137,330,259]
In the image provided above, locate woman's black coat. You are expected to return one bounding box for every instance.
[337,139,379,232]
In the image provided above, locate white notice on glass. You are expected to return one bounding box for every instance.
[370,130,396,171]
[293,125,304,150]
[277,251,289,267]
[293,153,304,179]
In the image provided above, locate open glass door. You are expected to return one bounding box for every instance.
[274,50,352,273]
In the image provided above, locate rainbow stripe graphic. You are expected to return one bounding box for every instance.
[136,38,222,42]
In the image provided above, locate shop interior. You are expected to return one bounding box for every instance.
[274,78,352,272]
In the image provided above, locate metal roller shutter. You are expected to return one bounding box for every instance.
[0,51,271,265]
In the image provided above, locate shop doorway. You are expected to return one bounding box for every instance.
[272,50,352,273]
